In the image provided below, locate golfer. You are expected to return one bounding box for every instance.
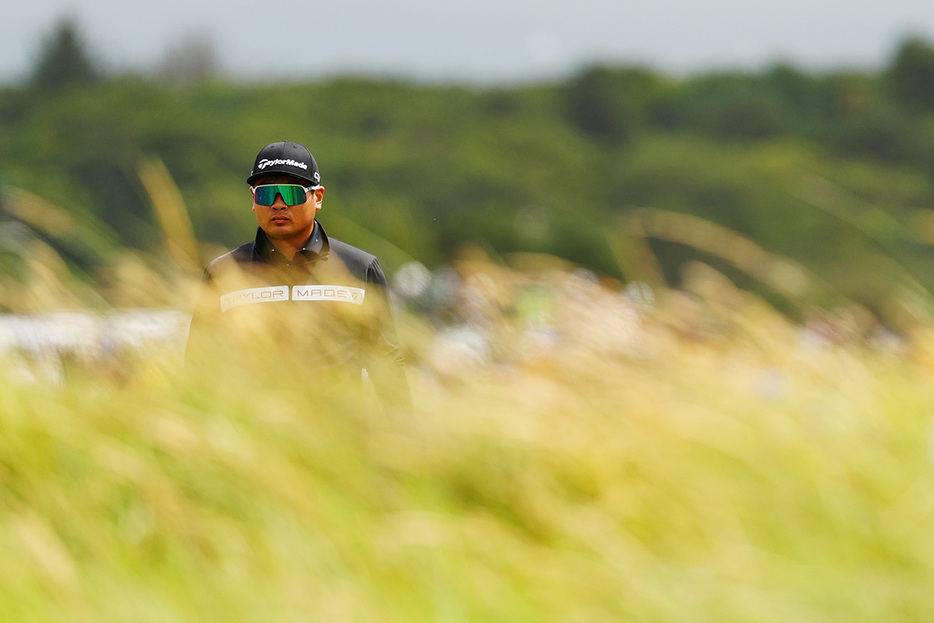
[187,140,410,408]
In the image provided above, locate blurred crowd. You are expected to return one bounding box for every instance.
[0,254,916,386]
[392,257,652,380]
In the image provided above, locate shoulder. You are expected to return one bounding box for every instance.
[328,237,380,273]
[204,242,255,277]
[326,237,390,288]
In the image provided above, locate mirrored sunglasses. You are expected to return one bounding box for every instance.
[251,184,318,206]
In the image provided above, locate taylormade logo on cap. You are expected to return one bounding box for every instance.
[257,158,308,171]
[248,141,321,185]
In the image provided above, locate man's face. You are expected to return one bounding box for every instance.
[251,175,324,243]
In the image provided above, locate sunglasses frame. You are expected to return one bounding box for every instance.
[251,183,321,207]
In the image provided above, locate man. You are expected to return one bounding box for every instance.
[187,140,410,408]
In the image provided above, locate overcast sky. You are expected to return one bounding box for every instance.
[6,0,934,84]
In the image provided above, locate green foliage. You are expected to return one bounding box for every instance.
[5,32,934,314]
[28,18,101,94]
[562,65,665,144]
[887,37,934,112]
[652,71,785,141]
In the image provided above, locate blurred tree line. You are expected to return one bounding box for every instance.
[4,19,934,321]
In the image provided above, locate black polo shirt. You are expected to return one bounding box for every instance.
[187,221,409,406]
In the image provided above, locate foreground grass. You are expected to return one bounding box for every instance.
[2,289,934,622]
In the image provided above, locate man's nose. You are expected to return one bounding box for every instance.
[272,193,288,207]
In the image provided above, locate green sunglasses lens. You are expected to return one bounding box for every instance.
[254,185,308,206]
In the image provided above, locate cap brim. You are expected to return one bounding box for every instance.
[247,171,318,186]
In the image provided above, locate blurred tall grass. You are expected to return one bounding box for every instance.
[3,247,934,621]
[4,161,934,621]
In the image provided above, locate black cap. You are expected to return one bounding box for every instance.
[246,140,321,186]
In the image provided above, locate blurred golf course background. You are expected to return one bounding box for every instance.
[5,19,934,621]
